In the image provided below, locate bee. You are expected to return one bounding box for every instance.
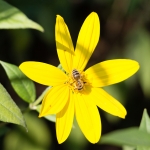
[72,69,81,81]
[72,69,84,91]
[75,80,84,91]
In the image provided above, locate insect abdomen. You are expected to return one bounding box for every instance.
[76,80,84,90]
[72,69,80,80]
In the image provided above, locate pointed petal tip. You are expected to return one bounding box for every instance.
[90,12,99,22]
[87,136,100,144]
[128,59,140,73]
[119,115,126,119]
[130,59,140,66]
[88,135,100,144]
[38,112,49,118]
[122,116,126,119]
[136,61,140,70]
[90,11,98,16]
[75,93,101,144]
[56,15,64,24]
[118,110,127,119]
[38,113,43,118]
[38,110,47,118]
[129,59,139,65]
[57,138,65,144]
[73,11,100,71]
[58,141,62,144]
[56,15,63,20]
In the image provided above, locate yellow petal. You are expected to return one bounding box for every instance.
[88,86,127,118]
[73,12,100,71]
[85,59,139,87]
[55,15,75,73]
[39,84,69,117]
[74,92,101,143]
[56,91,74,144]
[19,61,67,86]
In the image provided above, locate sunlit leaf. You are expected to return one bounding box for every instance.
[0,61,36,103]
[0,83,26,129]
[0,0,44,31]
[100,127,150,147]
[122,145,135,150]
[137,109,150,150]
[137,147,150,150]
[139,109,150,133]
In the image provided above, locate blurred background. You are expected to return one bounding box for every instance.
[0,0,150,149]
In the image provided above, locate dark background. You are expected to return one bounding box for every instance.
[0,0,150,150]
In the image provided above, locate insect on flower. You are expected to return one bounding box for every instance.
[19,12,140,144]
[72,69,81,80]
[72,69,84,91]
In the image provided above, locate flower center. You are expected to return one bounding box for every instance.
[66,69,87,93]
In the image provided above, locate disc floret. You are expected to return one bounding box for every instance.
[66,69,87,93]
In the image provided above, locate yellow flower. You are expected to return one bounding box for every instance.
[19,12,139,144]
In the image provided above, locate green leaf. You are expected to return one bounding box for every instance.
[100,127,150,147]
[3,112,51,150]
[139,109,150,133]
[0,83,26,129]
[0,61,36,103]
[43,114,56,123]
[137,109,150,150]
[124,28,150,98]
[137,147,150,150]
[122,145,135,150]
[0,0,44,32]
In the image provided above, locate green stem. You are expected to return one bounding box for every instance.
[29,86,51,110]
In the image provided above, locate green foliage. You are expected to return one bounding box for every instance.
[139,109,150,133]
[100,109,150,149]
[124,28,150,98]
[0,0,44,31]
[0,84,26,129]
[100,127,150,147]
[0,0,149,149]
[137,109,150,150]
[0,61,36,103]
[3,112,51,150]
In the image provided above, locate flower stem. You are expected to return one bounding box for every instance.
[29,86,51,110]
